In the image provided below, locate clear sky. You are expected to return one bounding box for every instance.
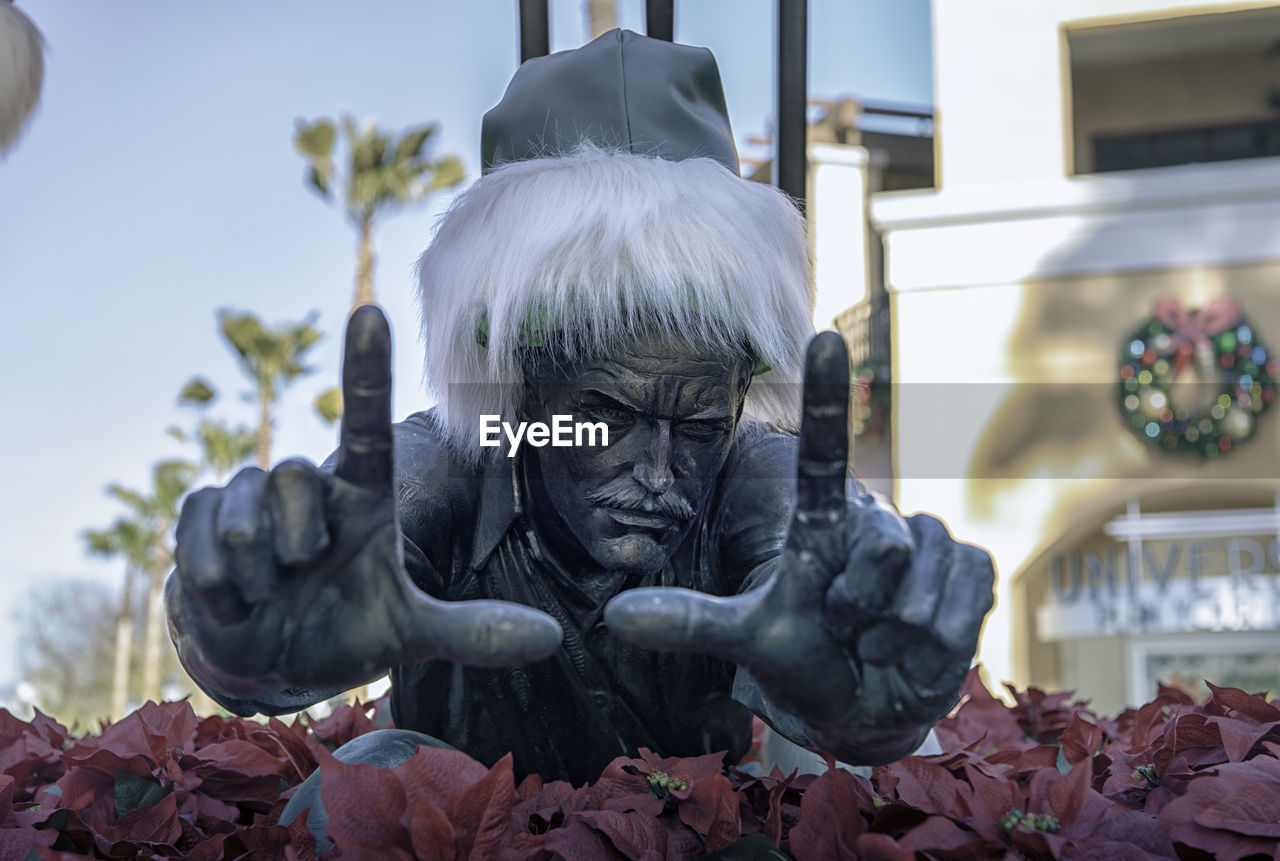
[0,0,932,702]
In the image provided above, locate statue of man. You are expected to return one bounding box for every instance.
[167,30,994,793]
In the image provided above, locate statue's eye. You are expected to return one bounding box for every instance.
[679,421,723,442]
[588,405,635,428]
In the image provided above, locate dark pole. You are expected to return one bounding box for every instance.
[646,0,674,41]
[518,0,550,63]
[776,0,808,213]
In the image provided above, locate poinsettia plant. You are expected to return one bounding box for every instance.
[1,668,1278,859]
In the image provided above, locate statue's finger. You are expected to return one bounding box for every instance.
[335,305,395,493]
[888,515,953,629]
[406,597,564,668]
[214,467,276,604]
[603,587,755,659]
[175,487,249,623]
[827,493,914,620]
[794,332,850,523]
[266,459,332,567]
[932,542,996,654]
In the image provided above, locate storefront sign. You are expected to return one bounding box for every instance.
[1038,537,1280,639]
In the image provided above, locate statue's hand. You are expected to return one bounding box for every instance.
[604,333,994,759]
[166,306,562,700]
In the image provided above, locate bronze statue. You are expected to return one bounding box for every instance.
[166,28,994,839]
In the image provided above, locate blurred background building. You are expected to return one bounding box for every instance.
[807,0,1280,714]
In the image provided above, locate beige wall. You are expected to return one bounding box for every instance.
[931,0,1280,187]
[1072,50,1277,173]
[891,259,1280,698]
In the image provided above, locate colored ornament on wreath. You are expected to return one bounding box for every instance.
[1118,297,1277,457]
[852,362,890,440]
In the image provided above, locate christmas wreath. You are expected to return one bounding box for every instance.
[1119,297,1277,457]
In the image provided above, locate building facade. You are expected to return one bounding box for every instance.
[815,0,1280,713]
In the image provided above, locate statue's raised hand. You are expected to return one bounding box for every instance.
[166,306,562,706]
[604,332,994,763]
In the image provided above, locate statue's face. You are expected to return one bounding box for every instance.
[521,334,751,575]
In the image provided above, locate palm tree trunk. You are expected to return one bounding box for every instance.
[255,391,273,470]
[111,567,136,719]
[354,220,376,309]
[140,531,169,704]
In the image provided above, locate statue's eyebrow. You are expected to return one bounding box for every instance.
[575,387,640,412]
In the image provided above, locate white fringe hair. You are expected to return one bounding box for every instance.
[415,144,814,461]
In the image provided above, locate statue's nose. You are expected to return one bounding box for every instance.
[632,422,674,495]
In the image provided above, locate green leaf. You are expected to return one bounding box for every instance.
[307,165,332,198]
[313,385,343,425]
[393,124,437,162]
[293,118,336,160]
[426,154,466,194]
[178,376,216,406]
[114,769,170,818]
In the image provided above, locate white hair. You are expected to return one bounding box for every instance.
[415,144,814,461]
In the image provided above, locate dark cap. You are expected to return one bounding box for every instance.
[481,28,739,173]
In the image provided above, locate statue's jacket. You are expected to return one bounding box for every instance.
[384,410,803,785]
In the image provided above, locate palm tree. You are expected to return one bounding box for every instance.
[175,376,257,484]
[293,115,464,309]
[216,310,323,470]
[89,459,196,708]
[84,516,150,720]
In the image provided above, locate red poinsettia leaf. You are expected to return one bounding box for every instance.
[894,814,986,855]
[936,668,1027,753]
[1209,716,1280,763]
[576,808,670,859]
[1207,683,1280,724]
[315,745,411,857]
[1159,758,1280,860]
[538,815,624,859]
[283,805,320,861]
[763,769,798,847]
[1155,683,1196,706]
[788,765,867,859]
[988,744,1059,774]
[405,789,455,861]
[452,753,517,859]
[1059,713,1106,767]
[46,766,113,813]
[1044,760,1092,823]
[97,790,182,853]
[589,756,654,809]
[396,744,490,815]
[1193,784,1280,837]
[514,772,542,802]
[886,756,965,817]
[0,822,54,861]
[677,767,739,852]
[1059,806,1178,859]
[260,717,320,782]
[962,763,1023,843]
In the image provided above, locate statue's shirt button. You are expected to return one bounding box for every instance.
[590,689,612,708]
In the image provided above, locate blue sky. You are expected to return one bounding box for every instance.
[0,0,931,700]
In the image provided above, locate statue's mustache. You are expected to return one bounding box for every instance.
[584,485,695,522]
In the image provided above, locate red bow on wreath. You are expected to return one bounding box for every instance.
[1152,296,1242,375]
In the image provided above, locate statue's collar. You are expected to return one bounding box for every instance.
[469,454,519,571]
